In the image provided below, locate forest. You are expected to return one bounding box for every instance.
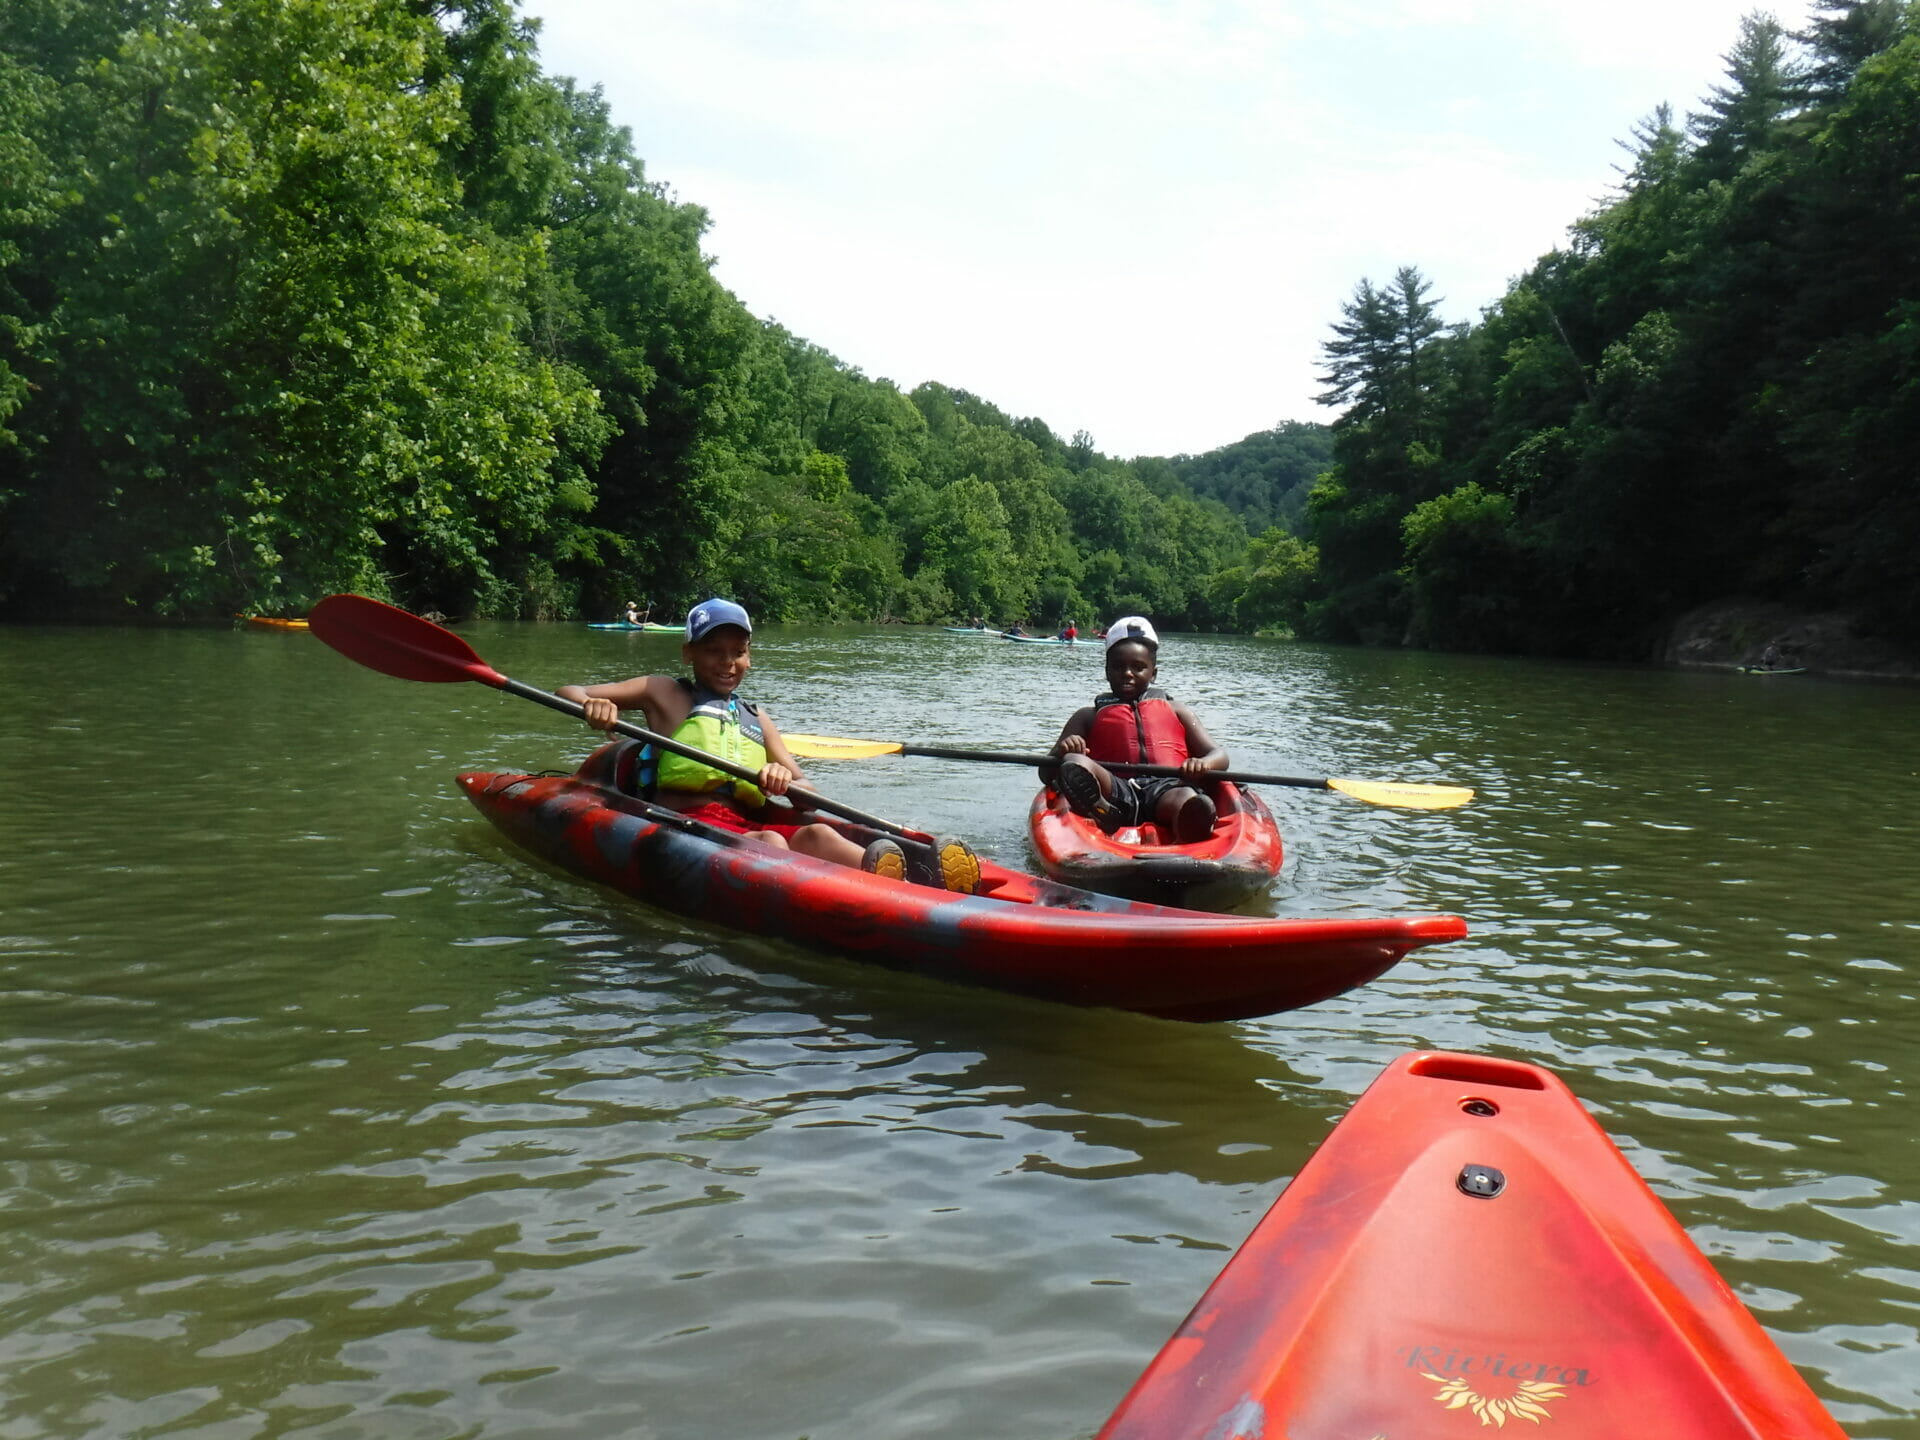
[2,0,1916,658]
[1299,0,1920,656]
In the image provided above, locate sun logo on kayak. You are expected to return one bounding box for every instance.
[1423,1372,1568,1426]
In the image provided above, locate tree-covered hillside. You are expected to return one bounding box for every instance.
[1283,0,1920,656]
[0,0,1252,628]
[5,0,1916,661]
[1170,421,1333,536]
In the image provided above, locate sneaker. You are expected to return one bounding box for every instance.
[932,837,981,895]
[860,837,908,882]
[1057,762,1122,833]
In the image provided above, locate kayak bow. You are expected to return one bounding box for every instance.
[1099,1050,1846,1437]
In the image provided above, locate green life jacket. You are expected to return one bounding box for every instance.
[648,682,769,808]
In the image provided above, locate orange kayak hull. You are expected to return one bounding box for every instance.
[1028,781,1284,909]
[1100,1051,1845,1438]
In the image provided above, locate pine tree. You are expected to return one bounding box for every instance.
[1689,11,1803,177]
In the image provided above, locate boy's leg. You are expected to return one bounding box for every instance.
[1151,784,1217,843]
[786,823,866,868]
[1057,754,1126,831]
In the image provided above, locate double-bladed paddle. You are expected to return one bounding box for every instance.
[306,595,938,843]
[780,733,1474,810]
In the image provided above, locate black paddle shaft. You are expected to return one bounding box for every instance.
[894,742,1335,792]
[498,679,939,843]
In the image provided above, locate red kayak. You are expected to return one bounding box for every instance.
[458,741,1467,1022]
[1028,781,1284,910]
[1099,1051,1846,1437]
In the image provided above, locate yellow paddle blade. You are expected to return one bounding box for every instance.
[781,733,905,759]
[1328,777,1475,810]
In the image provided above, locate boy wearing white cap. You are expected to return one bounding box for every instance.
[559,598,980,890]
[1046,616,1228,842]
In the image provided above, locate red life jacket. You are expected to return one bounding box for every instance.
[1086,689,1188,765]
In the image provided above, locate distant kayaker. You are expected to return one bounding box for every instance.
[1045,615,1228,843]
[1761,642,1783,669]
[624,599,643,625]
[558,598,979,891]
[1060,619,1078,643]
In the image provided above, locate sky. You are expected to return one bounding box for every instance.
[515,0,1817,459]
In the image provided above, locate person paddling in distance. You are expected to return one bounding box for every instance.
[557,598,981,892]
[1046,616,1229,843]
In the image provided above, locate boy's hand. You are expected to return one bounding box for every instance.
[758,762,794,796]
[580,696,619,730]
[1055,735,1088,756]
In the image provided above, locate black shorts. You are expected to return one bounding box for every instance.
[1103,773,1186,829]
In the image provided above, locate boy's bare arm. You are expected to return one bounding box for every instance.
[1050,706,1096,755]
[556,674,673,732]
[753,710,804,796]
[1174,703,1230,777]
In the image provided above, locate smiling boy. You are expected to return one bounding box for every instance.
[1046,615,1228,843]
[559,598,979,890]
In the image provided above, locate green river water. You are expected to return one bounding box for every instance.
[2,621,1916,1439]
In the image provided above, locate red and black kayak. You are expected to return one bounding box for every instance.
[458,742,1467,1023]
[1028,781,1284,910]
[1099,1050,1846,1437]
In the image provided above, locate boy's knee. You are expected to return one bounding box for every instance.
[1173,791,1216,842]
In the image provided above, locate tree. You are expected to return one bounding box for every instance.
[1796,0,1909,103]
[1690,11,1803,178]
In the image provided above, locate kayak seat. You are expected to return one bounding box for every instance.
[578,738,645,795]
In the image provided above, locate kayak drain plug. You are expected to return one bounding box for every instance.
[1458,1164,1506,1199]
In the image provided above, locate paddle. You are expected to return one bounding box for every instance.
[306,594,939,843]
[780,733,1473,810]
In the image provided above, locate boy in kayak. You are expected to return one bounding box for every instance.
[1046,615,1228,842]
[558,599,980,892]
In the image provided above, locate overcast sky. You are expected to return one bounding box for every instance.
[515,0,1814,458]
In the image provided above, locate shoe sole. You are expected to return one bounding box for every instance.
[1057,765,1121,832]
[937,841,981,895]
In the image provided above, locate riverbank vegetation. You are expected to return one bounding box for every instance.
[3,1,1915,658]
[0,0,1282,628]
[1294,1,1920,658]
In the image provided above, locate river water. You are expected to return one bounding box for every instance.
[2,621,1916,1439]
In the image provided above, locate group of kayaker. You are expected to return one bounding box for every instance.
[558,599,1228,889]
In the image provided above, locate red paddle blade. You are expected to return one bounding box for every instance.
[308,594,506,688]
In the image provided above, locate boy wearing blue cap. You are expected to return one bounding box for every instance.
[1046,615,1228,842]
[559,599,980,891]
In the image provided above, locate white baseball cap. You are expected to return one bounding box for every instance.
[1104,616,1159,651]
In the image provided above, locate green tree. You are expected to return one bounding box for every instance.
[1690,11,1803,178]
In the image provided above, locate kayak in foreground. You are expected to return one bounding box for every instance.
[1028,781,1283,910]
[457,741,1467,1022]
[1099,1050,1846,1438]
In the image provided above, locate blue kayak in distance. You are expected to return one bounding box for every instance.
[1002,631,1076,645]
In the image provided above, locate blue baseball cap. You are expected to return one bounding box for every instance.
[686,598,753,642]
